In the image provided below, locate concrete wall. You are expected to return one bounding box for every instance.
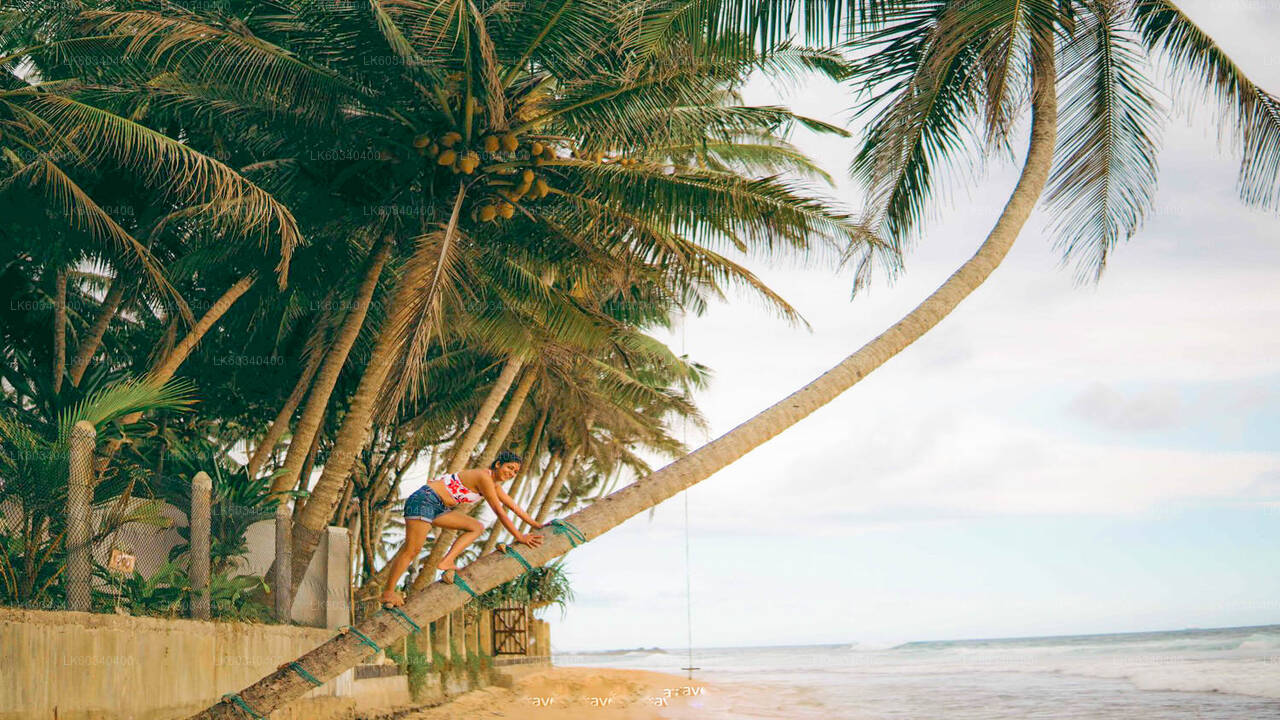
[529,618,551,657]
[0,608,355,720]
[1,604,550,719]
[237,522,351,628]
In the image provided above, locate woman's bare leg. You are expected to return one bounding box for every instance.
[430,511,484,572]
[381,519,431,606]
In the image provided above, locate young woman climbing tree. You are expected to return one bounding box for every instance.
[380,450,544,607]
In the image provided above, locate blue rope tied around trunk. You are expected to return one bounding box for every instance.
[221,693,265,719]
[450,573,479,599]
[380,606,422,633]
[283,661,322,687]
[338,625,382,654]
[548,519,586,547]
[499,543,535,572]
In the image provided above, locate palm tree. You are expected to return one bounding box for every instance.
[58,0,874,593]
[189,1,1280,716]
[2,6,307,482]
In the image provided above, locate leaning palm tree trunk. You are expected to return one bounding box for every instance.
[97,273,259,477]
[478,366,536,467]
[535,441,585,523]
[246,344,323,479]
[151,273,257,384]
[68,275,126,386]
[52,269,67,393]
[448,354,525,472]
[267,239,391,491]
[517,450,560,534]
[186,59,1056,720]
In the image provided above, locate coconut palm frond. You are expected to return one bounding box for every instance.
[1045,0,1165,283]
[1129,0,1280,209]
[846,0,983,245]
[20,92,302,284]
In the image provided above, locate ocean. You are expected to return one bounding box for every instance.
[553,625,1280,719]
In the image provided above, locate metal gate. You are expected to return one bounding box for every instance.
[491,601,528,655]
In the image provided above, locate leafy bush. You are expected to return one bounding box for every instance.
[477,561,574,617]
[92,561,272,621]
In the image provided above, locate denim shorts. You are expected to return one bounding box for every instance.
[404,485,450,521]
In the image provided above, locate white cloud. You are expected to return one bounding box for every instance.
[1068,384,1185,432]
[637,410,1279,535]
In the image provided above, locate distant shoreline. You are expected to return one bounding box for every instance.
[555,622,1280,656]
[558,646,670,656]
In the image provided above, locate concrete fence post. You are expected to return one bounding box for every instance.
[189,472,212,619]
[465,606,479,660]
[66,420,96,612]
[274,501,292,622]
[478,607,492,657]
[431,617,450,667]
[450,608,465,662]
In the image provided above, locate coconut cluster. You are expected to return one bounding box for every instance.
[410,125,562,223]
[410,119,640,224]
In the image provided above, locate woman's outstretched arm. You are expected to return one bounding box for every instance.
[479,476,543,544]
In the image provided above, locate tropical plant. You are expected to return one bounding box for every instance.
[92,560,272,621]
[91,560,187,617]
[0,376,192,607]
[2,4,304,395]
[477,561,574,616]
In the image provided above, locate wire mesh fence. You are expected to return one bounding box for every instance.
[0,425,279,620]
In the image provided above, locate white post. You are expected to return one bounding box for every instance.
[274,501,292,622]
[190,471,212,619]
[66,421,96,611]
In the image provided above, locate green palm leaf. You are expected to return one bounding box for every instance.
[1045,0,1164,281]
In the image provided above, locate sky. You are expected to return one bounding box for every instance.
[536,0,1280,652]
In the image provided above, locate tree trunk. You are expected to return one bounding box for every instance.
[99,273,258,477]
[334,476,356,529]
[185,56,1057,720]
[478,366,536,467]
[447,355,525,473]
[288,188,467,591]
[150,273,257,385]
[52,269,67,393]
[246,341,324,478]
[521,405,550,461]
[269,239,391,493]
[535,442,584,524]
[69,274,126,386]
[292,423,324,521]
[521,450,560,526]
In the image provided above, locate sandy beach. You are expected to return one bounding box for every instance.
[399,666,737,720]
